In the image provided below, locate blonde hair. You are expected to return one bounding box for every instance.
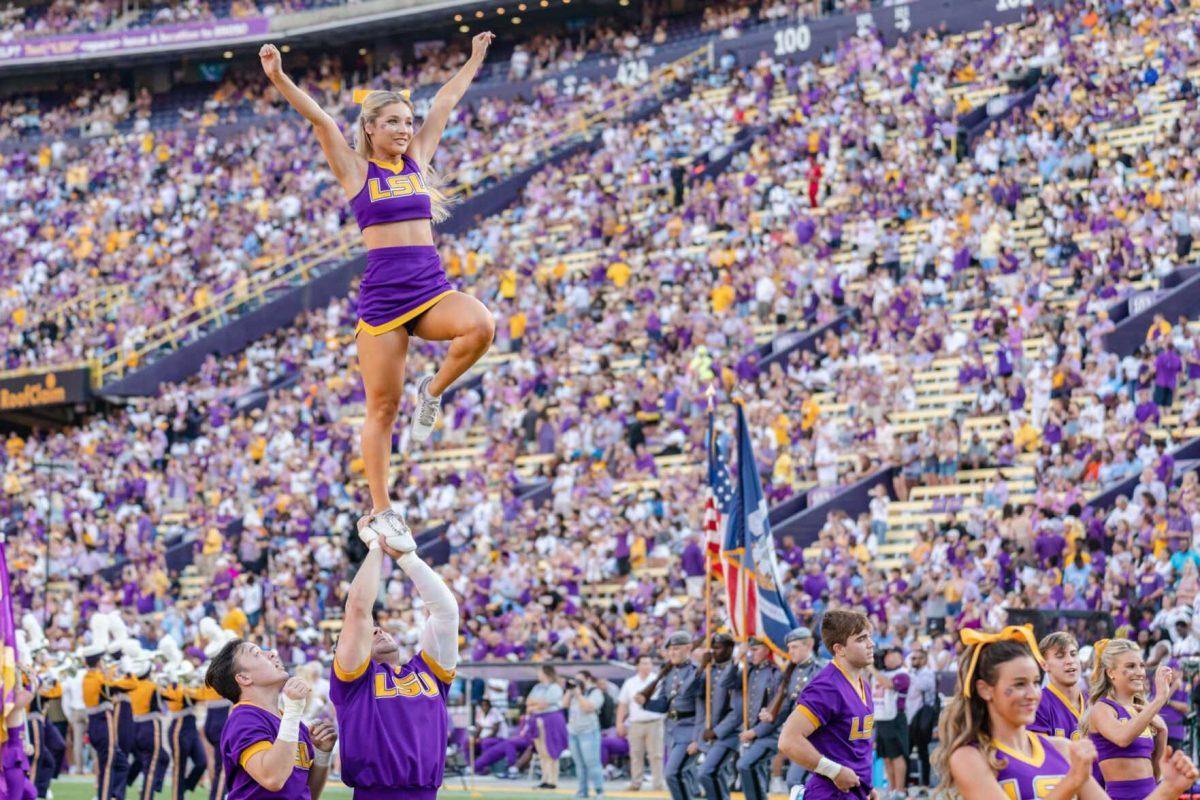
[932,639,1038,800]
[354,90,455,224]
[1080,638,1143,736]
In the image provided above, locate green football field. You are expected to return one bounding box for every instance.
[47,776,674,800]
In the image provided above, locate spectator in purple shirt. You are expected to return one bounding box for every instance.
[1154,342,1184,406]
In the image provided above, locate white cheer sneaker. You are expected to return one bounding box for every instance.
[357,508,416,554]
[410,374,441,443]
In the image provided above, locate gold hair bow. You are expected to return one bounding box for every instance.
[353,88,412,104]
[961,625,1044,698]
[1092,638,1110,676]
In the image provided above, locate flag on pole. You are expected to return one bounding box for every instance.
[704,408,735,580]
[0,539,18,745]
[721,402,799,653]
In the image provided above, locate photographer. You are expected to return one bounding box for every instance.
[566,671,606,799]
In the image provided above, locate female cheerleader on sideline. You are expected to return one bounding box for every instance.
[934,627,1198,800]
[1084,639,1173,800]
[259,34,497,543]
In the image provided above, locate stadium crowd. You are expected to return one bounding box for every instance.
[12,0,1200,793]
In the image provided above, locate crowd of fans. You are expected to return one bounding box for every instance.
[0,46,697,377]
[0,0,354,41]
[8,0,1200,763]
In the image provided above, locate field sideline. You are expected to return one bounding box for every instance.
[46,776,705,800]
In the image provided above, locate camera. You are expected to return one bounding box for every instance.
[564,677,580,690]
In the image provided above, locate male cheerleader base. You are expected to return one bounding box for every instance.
[351,158,452,338]
[222,704,318,800]
[332,528,460,800]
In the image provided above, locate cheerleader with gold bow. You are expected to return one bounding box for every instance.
[933,627,1198,800]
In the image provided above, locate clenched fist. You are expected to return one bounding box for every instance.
[259,44,283,80]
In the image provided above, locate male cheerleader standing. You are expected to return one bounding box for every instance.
[1030,632,1085,741]
[205,641,337,800]
[779,610,877,800]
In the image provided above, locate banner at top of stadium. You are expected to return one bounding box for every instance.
[0,17,269,66]
[0,0,1039,72]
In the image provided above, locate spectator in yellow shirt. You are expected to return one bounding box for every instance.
[1146,313,1172,344]
[509,311,528,352]
[221,605,249,635]
[606,260,631,288]
[1014,417,1040,452]
[711,282,735,313]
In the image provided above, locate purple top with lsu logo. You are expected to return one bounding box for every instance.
[794,662,874,800]
[1030,685,1085,740]
[349,157,433,230]
[330,651,453,800]
[1089,697,1156,762]
[220,703,316,800]
[987,731,1071,800]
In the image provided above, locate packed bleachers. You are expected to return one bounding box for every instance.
[9,0,1200,689]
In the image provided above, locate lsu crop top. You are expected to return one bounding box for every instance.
[350,156,433,230]
[1088,698,1156,762]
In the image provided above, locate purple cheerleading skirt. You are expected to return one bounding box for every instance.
[355,245,453,336]
[1104,778,1157,800]
[534,711,569,759]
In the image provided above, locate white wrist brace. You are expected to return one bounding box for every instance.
[815,757,844,779]
[314,748,332,767]
[277,703,303,743]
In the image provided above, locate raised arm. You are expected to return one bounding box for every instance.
[259,44,362,194]
[1090,693,1168,749]
[394,550,460,674]
[408,32,494,167]
[334,545,384,677]
[243,679,312,792]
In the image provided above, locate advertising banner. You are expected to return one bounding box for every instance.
[0,16,269,66]
[0,367,92,410]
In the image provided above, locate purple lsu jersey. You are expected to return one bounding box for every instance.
[989,731,1071,800]
[795,662,874,799]
[349,157,433,230]
[330,651,453,800]
[1030,685,1085,741]
[220,703,316,800]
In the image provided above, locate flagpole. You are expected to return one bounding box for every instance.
[741,563,749,732]
[704,384,715,731]
[733,398,750,733]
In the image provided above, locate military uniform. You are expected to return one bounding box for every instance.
[698,661,742,800]
[780,657,826,791]
[735,658,782,800]
[643,659,703,800]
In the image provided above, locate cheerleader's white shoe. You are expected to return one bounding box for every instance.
[357,509,416,554]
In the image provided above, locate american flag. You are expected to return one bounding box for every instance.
[704,410,735,580]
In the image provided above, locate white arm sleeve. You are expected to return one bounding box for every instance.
[398,552,460,672]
